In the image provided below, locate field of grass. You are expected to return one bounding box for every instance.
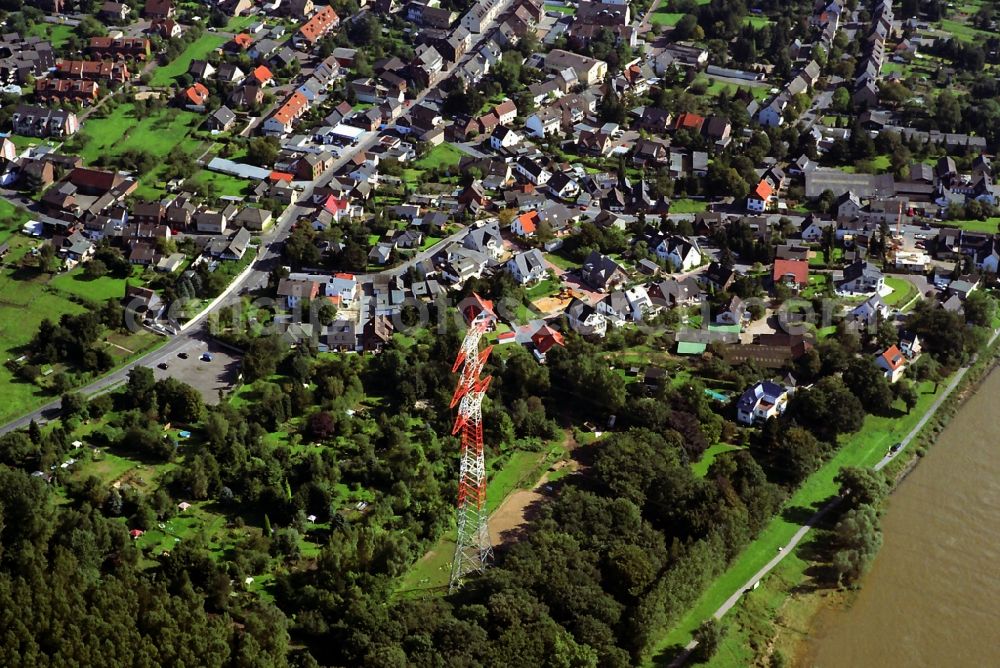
[150,34,227,87]
[0,199,31,244]
[882,276,916,307]
[649,9,686,25]
[646,380,941,662]
[743,15,772,28]
[0,268,85,422]
[671,199,708,214]
[526,276,562,300]
[29,22,75,48]
[186,169,251,198]
[941,217,1000,233]
[544,2,575,13]
[936,17,992,42]
[79,103,202,164]
[692,443,744,477]
[414,143,463,170]
[49,267,135,303]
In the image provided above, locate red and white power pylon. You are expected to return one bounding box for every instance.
[448,296,495,592]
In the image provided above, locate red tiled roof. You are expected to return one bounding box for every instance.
[675,112,705,131]
[232,33,252,49]
[251,65,273,84]
[531,324,565,355]
[880,345,905,371]
[298,5,339,44]
[323,195,348,213]
[272,91,308,125]
[517,210,539,234]
[754,179,774,201]
[268,171,294,182]
[772,259,809,285]
[184,82,209,105]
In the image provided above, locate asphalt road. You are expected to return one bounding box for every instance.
[0,0,525,435]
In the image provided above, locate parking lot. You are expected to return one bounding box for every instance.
[149,336,242,405]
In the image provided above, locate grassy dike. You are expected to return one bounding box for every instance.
[697,330,1000,668]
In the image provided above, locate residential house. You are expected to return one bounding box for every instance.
[263,91,309,135]
[515,156,551,186]
[462,223,503,260]
[10,105,78,138]
[506,248,547,284]
[513,210,539,237]
[490,125,521,150]
[771,259,809,291]
[847,293,888,329]
[582,250,627,292]
[655,235,701,271]
[543,49,607,85]
[295,6,340,48]
[277,278,319,309]
[899,330,921,358]
[876,345,906,383]
[35,79,98,106]
[837,259,884,294]
[702,261,736,291]
[716,295,745,325]
[531,324,564,361]
[206,106,237,132]
[144,0,174,19]
[736,380,792,425]
[565,298,607,337]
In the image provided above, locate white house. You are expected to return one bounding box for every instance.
[736,380,792,425]
[624,285,655,321]
[875,345,906,383]
[490,126,521,150]
[525,109,561,138]
[515,157,551,186]
[505,248,547,285]
[656,235,701,271]
[837,260,884,294]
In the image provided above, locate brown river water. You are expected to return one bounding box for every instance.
[799,367,1000,667]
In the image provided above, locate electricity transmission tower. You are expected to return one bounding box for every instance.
[448,297,495,592]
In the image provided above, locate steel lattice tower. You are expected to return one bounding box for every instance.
[448,304,495,592]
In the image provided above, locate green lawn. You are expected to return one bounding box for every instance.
[29,22,75,48]
[0,268,85,423]
[882,276,916,307]
[186,169,251,198]
[76,103,203,199]
[78,103,202,164]
[545,251,578,271]
[671,199,708,214]
[49,267,136,303]
[646,380,942,662]
[544,2,576,13]
[808,248,841,266]
[937,17,992,42]
[649,9,686,25]
[743,15,772,28]
[414,143,463,170]
[692,443,744,478]
[149,34,227,87]
[526,276,562,301]
[941,218,1000,233]
[0,199,31,244]
[4,133,60,153]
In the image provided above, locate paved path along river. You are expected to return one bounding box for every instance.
[799,365,1000,667]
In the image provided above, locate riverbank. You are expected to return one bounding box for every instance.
[650,327,1000,667]
[715,331,1000,667]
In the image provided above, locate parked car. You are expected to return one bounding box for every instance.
[177,352,188,359]
[201,352,213,362]
[157,362,169,370]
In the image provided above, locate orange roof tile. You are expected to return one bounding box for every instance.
[754,179,774,201]
[772,259,809,285]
